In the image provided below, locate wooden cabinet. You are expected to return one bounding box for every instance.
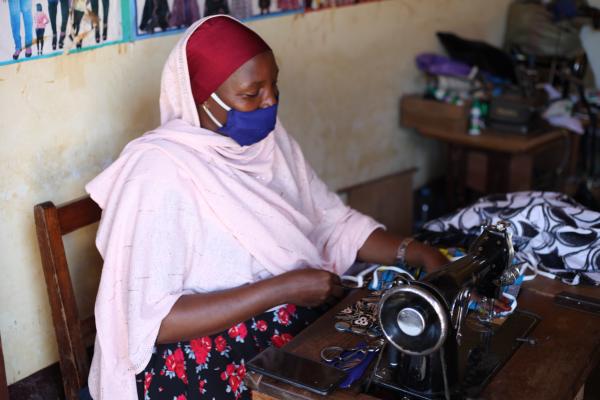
[339,169,415,236]
[1,335,8,400]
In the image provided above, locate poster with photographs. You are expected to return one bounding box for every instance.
[133,0,304,38]
[0,0,387,65]
[0,0,123,65]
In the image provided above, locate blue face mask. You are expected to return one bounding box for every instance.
[202,93,278,146]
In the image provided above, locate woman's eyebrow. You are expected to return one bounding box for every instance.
[237,81,263,91]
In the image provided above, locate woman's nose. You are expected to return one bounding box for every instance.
[261,87,278,108]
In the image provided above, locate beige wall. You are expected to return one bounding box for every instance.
[0,0,511,384]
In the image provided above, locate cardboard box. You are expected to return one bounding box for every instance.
[401,94,470,134]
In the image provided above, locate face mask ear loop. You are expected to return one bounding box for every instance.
[211,92,232,111]
[341,264,379,288]
[202,104,224,128]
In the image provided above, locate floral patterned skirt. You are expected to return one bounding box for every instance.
[136,304,325,400]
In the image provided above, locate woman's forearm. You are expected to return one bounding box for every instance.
[156,268,344,344]
[357,228,448,273]
[157,275,288,343]
[356,228,403,265]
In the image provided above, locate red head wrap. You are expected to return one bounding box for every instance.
[186,16,271,105]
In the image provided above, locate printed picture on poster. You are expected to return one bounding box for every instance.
[134,0,303,38]
[304,0,381,12]
[0,0,123,65]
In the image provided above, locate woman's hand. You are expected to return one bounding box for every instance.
[410,241,450,272]
[470,293,512,313]
[276,268,346,307]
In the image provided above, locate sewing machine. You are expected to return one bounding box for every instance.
[369,221,539,399]
[247,219,600,400]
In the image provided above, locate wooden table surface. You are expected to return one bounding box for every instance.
[247,289,378,400]
[416,126,567,154]
[482,278,600,400]
[248,277,600,400]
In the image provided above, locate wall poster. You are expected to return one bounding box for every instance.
[133,0,304,39]
[0,0,386,66]
[0,0,124,65]
[304,0,382,11]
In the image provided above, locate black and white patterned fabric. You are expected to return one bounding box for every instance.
[424,191,600,285]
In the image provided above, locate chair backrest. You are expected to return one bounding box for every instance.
[34,196,101,400]
[0,334,8,400]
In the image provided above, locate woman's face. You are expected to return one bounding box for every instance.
[198,50,279,132]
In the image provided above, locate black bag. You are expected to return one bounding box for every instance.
[437,32,517,83]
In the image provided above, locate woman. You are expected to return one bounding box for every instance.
[204,0,229,17]
[7,0,33,59]
[90,0,109,42]
[86,15,448,400]
[70,0,86,48]
[168,0,200,29]
[138,0,169,33]
[259,0,270,15]
[47,0,68,49]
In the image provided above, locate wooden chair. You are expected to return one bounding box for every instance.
[1,334,8,400]
[34,196,101,400]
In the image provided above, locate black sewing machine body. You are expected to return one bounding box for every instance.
[370,222,540,399]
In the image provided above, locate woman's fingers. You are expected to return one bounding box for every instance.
[330,283,346,299]
[471,293,514,313]
[330,273,342,286]
[494,298,511,312]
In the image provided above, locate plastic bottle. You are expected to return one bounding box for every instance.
[415,187,432,231]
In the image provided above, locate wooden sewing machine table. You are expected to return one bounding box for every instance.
[246,277,600,400]
[400,94,578,210]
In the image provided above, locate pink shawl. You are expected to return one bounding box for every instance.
[85,16,382,399]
